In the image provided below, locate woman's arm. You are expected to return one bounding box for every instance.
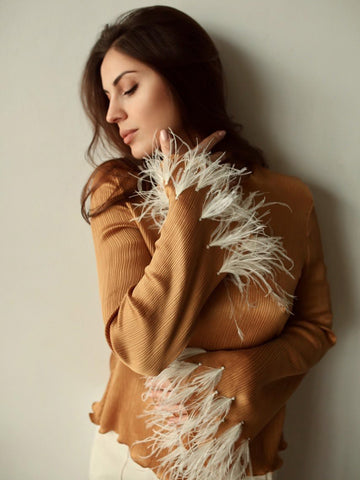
[128,154,335,477]
[90,130,234,377]
[90,177,227,377]
[183,200,336,441]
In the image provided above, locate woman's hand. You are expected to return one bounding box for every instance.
[158,128,226,158]
[158,128,227,199]
[148,379,189,425]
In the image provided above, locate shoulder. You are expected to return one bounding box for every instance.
[90,165,138,212]
[242,165,316,238]
[248,164,314,211]
[88,165,141,237]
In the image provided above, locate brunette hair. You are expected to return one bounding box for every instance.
[80,5,268,224]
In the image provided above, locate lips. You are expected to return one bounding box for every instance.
[121,129,138,145]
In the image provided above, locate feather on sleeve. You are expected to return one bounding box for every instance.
[90,157,230,377]
[128,134,336,479]
[142,198,336,480]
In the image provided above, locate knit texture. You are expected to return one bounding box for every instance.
[88,134,336,479]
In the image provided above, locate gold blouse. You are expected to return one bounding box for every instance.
[88,140,336,479]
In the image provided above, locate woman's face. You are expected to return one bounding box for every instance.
[100,48,190,159]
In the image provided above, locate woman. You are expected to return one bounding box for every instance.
[80,5,336,480]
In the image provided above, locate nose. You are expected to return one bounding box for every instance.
[105,97,127,124]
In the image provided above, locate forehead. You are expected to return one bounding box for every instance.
[100,48,147,81]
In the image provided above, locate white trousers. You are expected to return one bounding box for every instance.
[88,427,278,480]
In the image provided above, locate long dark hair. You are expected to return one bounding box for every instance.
[80,5,268,224]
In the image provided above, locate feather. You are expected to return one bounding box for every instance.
[131,128,295,314]
[132,350,253,480]
[128,129,296,479]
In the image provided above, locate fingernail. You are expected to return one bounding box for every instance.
[218,130,226,137]
[160,129,169,141]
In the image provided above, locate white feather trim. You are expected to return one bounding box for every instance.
[130,128,295,315]
[128,130,296,479]
[132,347,253,480]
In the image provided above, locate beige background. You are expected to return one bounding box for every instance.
[0,0,358,478]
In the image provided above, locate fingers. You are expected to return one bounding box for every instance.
[158,128,226,157]
[148,383,188,424]
[196,130,226,155]
[167,411,188,424]
[153,402,189,425]
[149,390,169,401]
[148,380,172,397]
[159,129,172,156]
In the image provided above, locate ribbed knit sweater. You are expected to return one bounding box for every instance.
[88,139,336,480]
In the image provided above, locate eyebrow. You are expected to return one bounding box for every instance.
[103,70,137,93]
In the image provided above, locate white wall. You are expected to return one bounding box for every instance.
[0,0,358,478]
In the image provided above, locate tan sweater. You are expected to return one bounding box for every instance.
[88,141,336,480]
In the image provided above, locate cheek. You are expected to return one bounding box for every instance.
[141,85,182,129]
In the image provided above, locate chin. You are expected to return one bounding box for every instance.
[128,144,142,160]
[132,149,149,161]
[131,142,156,160]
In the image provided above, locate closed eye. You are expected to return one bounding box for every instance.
[123,84,138,96]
